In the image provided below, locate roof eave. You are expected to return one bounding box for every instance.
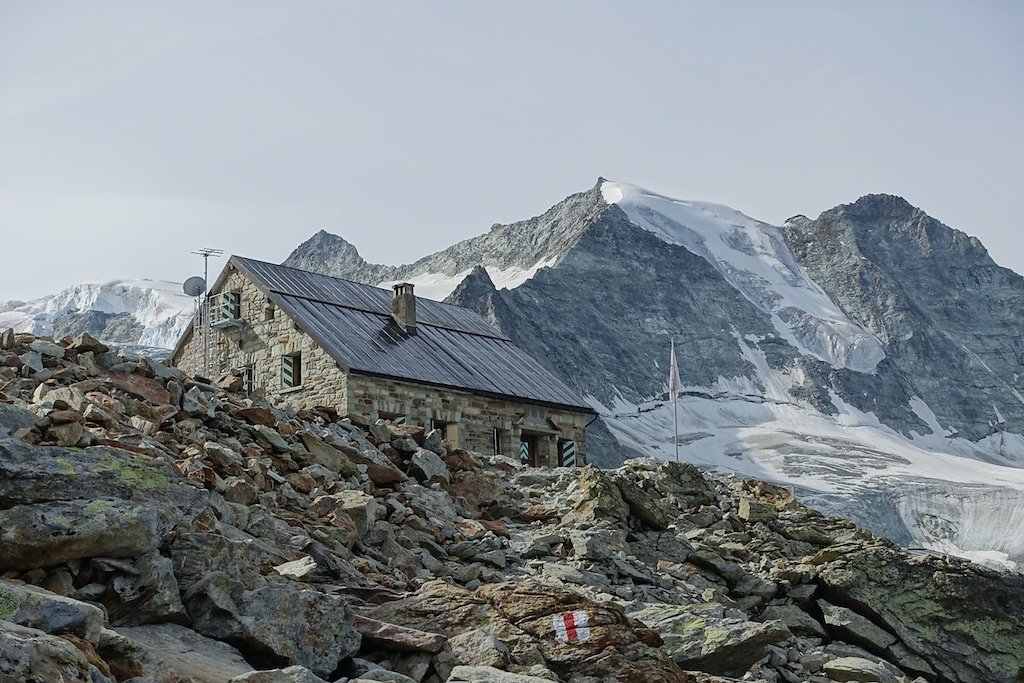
[347,368,596,415]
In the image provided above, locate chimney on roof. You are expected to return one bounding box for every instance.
[392,283,417,332]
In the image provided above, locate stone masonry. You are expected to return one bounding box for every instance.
[172,267,587,466]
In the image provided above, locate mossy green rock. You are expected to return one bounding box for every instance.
[0,581,104,644]
[0,438,176,506]
[818,545,1024,683]
[1,498,163,571]
[0,437,203,571]
[630,602,792,676]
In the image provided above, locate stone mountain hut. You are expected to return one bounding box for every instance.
[170,256,593,466]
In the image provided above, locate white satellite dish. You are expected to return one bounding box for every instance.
[183,276,206,297]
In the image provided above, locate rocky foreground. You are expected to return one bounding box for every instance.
[1,330,1022,683]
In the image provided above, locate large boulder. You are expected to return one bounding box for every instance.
[219,582,359,677]
[630,602,792,676]
[95,551,188,626]
[410,448,451,485]
[116,623,255,682]
[817,544,1024,683]
[2,498,169,573]
[296,430,357,476]
[561,466,629,527]
[0,581,104,644]
[0,438,202,572]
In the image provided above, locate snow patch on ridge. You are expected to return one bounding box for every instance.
[378,257,558,302]
[601,181,885,372]
[0,279,194,349]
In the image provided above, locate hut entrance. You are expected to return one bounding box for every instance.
[519,433,540,467]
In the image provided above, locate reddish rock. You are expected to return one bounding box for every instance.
[444,449,484,472]
[387,423,425,444]
[232,406,276,426]
[217,374,243,392]
[338,443,408,487]
[353,615,446,653]
[100,370,171,407]
[48,409,82,425]
[520,505,564,522]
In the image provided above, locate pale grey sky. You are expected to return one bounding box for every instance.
[1,1,1022,301]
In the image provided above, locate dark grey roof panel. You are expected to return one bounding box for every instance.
[232,256,504,339]
[274,294,592,412]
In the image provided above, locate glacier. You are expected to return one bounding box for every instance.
[593,334,1024,571]
[0,279,195,350]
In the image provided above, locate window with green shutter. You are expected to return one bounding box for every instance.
[282,353,302,388]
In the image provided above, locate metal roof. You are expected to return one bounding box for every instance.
[234,257,504,339]
[230,257,593,412]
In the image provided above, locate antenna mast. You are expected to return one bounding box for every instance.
[191,248,223,378]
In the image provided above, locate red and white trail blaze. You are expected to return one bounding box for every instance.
[552,610,591,644]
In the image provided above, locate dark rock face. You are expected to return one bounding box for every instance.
[783,194,1024,440]
[466,205,798,405]
[52,311,144,345]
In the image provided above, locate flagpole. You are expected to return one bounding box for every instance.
[672,338,679,462]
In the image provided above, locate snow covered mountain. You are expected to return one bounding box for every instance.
[0,279,194,354]
[287,179,1024,570]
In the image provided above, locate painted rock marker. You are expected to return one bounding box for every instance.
[552,610,591,644]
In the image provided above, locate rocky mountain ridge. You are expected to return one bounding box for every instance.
[284,180,1024,569]
[1,329,1023,683]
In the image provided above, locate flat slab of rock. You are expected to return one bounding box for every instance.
[230,666,329,683]
[446,666,559,683]
[354,615,446,653]
[817,599,897,651]
[0,581,104,644]
[116,623,254,682]
[759,604,825,638]
[823,656,900,683]
[0,439,201,572]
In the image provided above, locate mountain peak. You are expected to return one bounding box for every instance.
[304,229,360,252]
[833,193,918,221]
[283,230,370,276]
